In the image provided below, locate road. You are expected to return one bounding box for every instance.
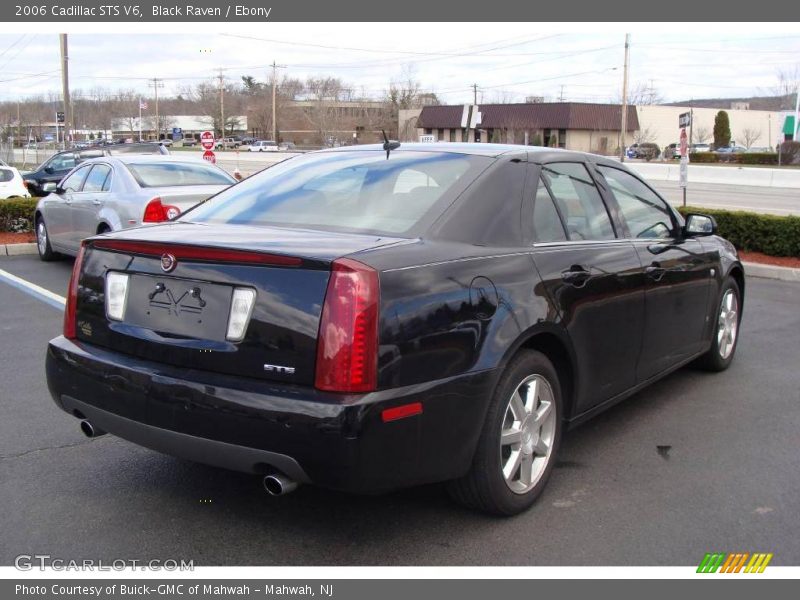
[1,255,798,566]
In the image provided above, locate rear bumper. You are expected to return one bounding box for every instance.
[46,336,496,493]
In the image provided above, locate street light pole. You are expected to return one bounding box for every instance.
[619,33,630,162]
[59,34,71,150]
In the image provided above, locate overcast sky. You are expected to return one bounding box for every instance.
[1,23,798,106]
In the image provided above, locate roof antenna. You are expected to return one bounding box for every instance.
[382,129,400,160]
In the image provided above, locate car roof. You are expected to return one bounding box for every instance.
[316,142,585,158]
[81,154,215,166]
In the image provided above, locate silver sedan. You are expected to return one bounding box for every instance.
[34,155,236,260]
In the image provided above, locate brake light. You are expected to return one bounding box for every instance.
[315,258,379,393]
[142,197,180,222]
[91,240,302,267]
[63,243,86,339]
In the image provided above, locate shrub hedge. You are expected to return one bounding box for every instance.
[0,198,38,233]
[678,206,800,258]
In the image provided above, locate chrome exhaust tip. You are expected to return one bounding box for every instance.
[79,420,107,438]
[263,473,299,496]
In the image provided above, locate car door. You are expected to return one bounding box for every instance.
[527,161,645,414]
[593,164,713,380]
[43,164,91,252]
[71,163,113,242]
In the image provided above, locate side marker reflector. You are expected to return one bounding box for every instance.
[381,402,423,423]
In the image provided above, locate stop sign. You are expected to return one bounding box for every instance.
[202,150,216,164]
[200,131,215,150]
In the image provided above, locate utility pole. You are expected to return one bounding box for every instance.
[59,34,71,150]
[559,85,565,102]
[473,83,478,106]
[148,78,163,141]
[217,68,225,138]
[270,61,287,143]
[619,33,631,162]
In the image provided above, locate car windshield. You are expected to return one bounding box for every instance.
[126,162,235,188]
[180,150,490,235]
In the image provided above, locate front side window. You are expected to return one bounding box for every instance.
[48,153,76,172]
[597,166,675,239]
[181,151,488,236]
[60,165,91,192]
[82,165,112,193]
[541,162,615,241]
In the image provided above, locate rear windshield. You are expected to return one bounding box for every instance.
[126,162,235,188]
[180,151,490,235]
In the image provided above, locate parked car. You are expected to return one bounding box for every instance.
[240,136,257,146]
[46,144,743,515]
[0,166,31,199]
[181,137,198,147]
[632,142,661,161]
[714,146,746,154]
[665,143,681,159]
[690,143,712,153]
[215,137,241,150]
[249,140,280,152]
[745,147,772,153]
[158,139,173,147]
[34,155,235,260]
[23,143,169,196]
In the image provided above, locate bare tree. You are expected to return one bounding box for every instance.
[632,126,657,144]
[694,125,711,144]
[488,90,518,104]
[740,127,762,148]
[771,66,799,110]
[616,82,664,105]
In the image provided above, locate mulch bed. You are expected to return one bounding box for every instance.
[0,232,35,244]
[738,251,800,269]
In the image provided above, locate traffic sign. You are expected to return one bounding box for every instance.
[679,112,692,128]
[200,131,215,150]
[56,111,65,123]
[202,150,216,164]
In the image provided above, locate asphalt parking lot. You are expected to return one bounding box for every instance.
[1,254,798,566]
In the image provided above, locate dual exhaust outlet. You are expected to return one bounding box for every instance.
[78,420,299,496]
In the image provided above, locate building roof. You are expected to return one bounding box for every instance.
[418,102,639,132]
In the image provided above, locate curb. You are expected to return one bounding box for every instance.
[742,261,800,283]
[2,243,37,256]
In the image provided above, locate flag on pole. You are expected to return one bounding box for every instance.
[139,100,148,110]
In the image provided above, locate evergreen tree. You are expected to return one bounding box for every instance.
[713,111,731,148]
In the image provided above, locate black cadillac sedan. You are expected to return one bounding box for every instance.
[46,143,743,515]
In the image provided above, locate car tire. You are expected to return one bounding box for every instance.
[696,277,741,372]
[447,350,562,516]
[35,216,57,261]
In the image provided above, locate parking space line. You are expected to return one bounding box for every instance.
[0,268,66,311]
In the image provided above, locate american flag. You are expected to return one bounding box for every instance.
[139,100,148,110]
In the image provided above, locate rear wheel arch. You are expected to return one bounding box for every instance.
[505,328,577,422]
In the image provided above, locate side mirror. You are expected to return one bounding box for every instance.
[44,166,54,174]
[41,182,57,194]
[684,213,717,237]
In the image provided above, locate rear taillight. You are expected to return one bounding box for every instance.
[63,243,86,339]
[315,258,379,393]
[142,197,180,222]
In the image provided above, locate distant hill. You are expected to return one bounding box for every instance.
[665,94,796,112]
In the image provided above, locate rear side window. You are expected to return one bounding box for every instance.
[541,162,615,241]
[532,179,567,242]
[596,166,675,239]
[0,169,13,183]
[82,165,112,193]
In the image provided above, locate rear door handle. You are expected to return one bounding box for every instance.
[561,266,591,287]
[645,264,667,281]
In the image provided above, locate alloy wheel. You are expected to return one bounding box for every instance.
[500,374,557,494]
[717,289,739,360]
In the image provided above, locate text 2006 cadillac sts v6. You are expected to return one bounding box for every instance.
[46,143,743,515]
